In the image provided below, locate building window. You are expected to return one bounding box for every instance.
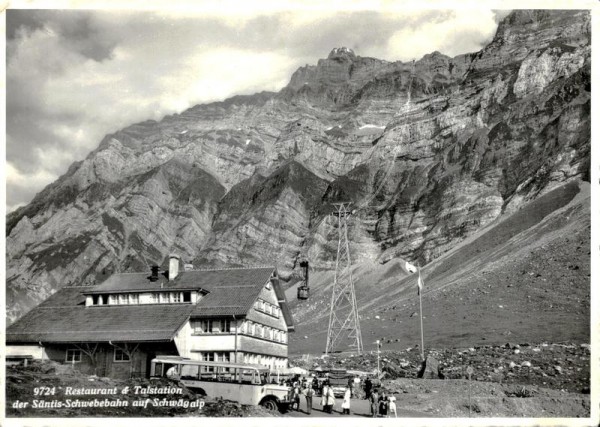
[108,295,118,305]
[118,294,128,305]
[160,293,169,303]
[150,293,159,304]
[220,319,231,333]
[172,292,181,303]
[253,298,280,318]
[65,349,82,363]
[194,320,213,334]
[129,294,139,304]
[200,352,215,373]
[215,352,230,362]
[183,292,191,303]
[114,348,130,362]
[282,332,287,343]
[257,324,263,338]
[248,321,254,336]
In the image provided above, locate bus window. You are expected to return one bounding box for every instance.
[153,362,164,377]
[181,364,200,380]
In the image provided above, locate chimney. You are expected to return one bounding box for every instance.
[150,265,160,282]
[169,254,181,281]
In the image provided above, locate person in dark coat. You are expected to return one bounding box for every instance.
[378,391,388,417]
[364,377,372,400]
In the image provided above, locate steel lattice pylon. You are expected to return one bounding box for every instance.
[325,202,363,355]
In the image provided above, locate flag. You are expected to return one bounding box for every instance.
[417,268,424,296]
[405,261,417,273]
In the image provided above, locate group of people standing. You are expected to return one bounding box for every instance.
[286,377,352,415]
[284,375,396,417]
[364,377,397,418]
[286,376,318,414]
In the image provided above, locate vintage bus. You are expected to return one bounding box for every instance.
[150,356,291,412]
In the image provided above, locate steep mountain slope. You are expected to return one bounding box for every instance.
[287,180,590,354]
[6,10,591,323]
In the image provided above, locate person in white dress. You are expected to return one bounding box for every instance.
[341,385,351,415]
[388,395,397,418]
[324,383,335,413]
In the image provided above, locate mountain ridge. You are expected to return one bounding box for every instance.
[6,9,591,324]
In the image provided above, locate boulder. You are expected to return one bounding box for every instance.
[417,356,442,379]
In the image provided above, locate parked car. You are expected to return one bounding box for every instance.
[328,369,353,397]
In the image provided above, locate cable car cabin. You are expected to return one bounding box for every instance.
[150,356,291,412]
[297,259,310,300]
[297,285,309,300]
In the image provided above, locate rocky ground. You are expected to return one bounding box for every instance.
[291,342,590,394]
[288,342,591,417]
[383,378,590,418]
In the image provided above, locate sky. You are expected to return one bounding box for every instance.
[5,6,513,212]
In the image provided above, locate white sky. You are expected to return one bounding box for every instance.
[2,2,540,212]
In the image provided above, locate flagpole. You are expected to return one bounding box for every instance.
[418,267,425,362]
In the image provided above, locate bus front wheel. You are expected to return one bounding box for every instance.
[260,397,278,411]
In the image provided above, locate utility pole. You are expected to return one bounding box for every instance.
[325,202,363,355]
[376,340,381,379]
[418,266,425,362]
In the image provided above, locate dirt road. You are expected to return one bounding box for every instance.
[285,396,433,418]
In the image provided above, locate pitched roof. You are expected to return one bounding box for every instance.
[7,267,295,343]
[6,287,192,343]
[190,268,276,318]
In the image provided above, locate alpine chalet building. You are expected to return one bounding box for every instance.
[6,256,294,379]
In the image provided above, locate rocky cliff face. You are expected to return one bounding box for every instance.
[6,10,591,323]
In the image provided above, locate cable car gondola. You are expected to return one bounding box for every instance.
[297,259,310,300]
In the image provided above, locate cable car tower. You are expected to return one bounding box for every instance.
[325,202,363,355]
